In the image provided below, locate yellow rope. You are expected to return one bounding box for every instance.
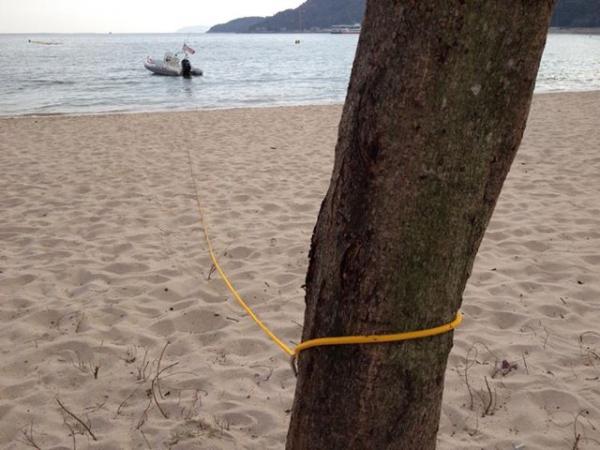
[186,149,462,360]
[186,149,295,356]
[295,312,463,355]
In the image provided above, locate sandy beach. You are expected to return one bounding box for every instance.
[1,92,599,449]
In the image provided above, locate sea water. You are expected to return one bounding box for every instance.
[0,33,599,116]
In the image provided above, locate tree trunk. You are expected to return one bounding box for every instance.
[287,1,555,449]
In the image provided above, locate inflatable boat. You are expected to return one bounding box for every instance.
[144,48,203,77]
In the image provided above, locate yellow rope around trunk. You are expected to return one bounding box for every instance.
[186,149,462,362]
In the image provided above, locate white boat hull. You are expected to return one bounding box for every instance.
[144,59,203,77]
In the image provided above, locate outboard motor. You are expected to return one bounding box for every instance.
[181,58,192,78]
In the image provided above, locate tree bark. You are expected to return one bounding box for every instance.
[287,1,555,449]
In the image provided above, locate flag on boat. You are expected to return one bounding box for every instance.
[183,43,196,54]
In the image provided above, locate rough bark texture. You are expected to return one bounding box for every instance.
[287,1,555,449]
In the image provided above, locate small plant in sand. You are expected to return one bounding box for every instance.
[571,409,600,450]
[17,421,42,450]
[70,351,100,379]
[463,343,505,418]
[178,389,204,421]
[133,347,152,382]
[166,418,221,447]
[213,415,231,435]
[114,341,220,447]
[135,341,179,429]
[123,345,138,364]
[56,397,98,441]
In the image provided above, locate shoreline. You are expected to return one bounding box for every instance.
[549,27,600,35]
[0,99,345,120]
[1,89,598,120]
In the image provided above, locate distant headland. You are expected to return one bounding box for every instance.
[207,0,364,33]
[199,0,600,34]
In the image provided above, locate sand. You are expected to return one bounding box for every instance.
[0,92,599,449]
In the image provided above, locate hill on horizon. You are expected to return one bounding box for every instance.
[551,0,600,27]
[207,17,265,33]
[205,0,600,34]
[208,0,364,33]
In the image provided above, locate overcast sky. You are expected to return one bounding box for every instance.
[0,0,303,33]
